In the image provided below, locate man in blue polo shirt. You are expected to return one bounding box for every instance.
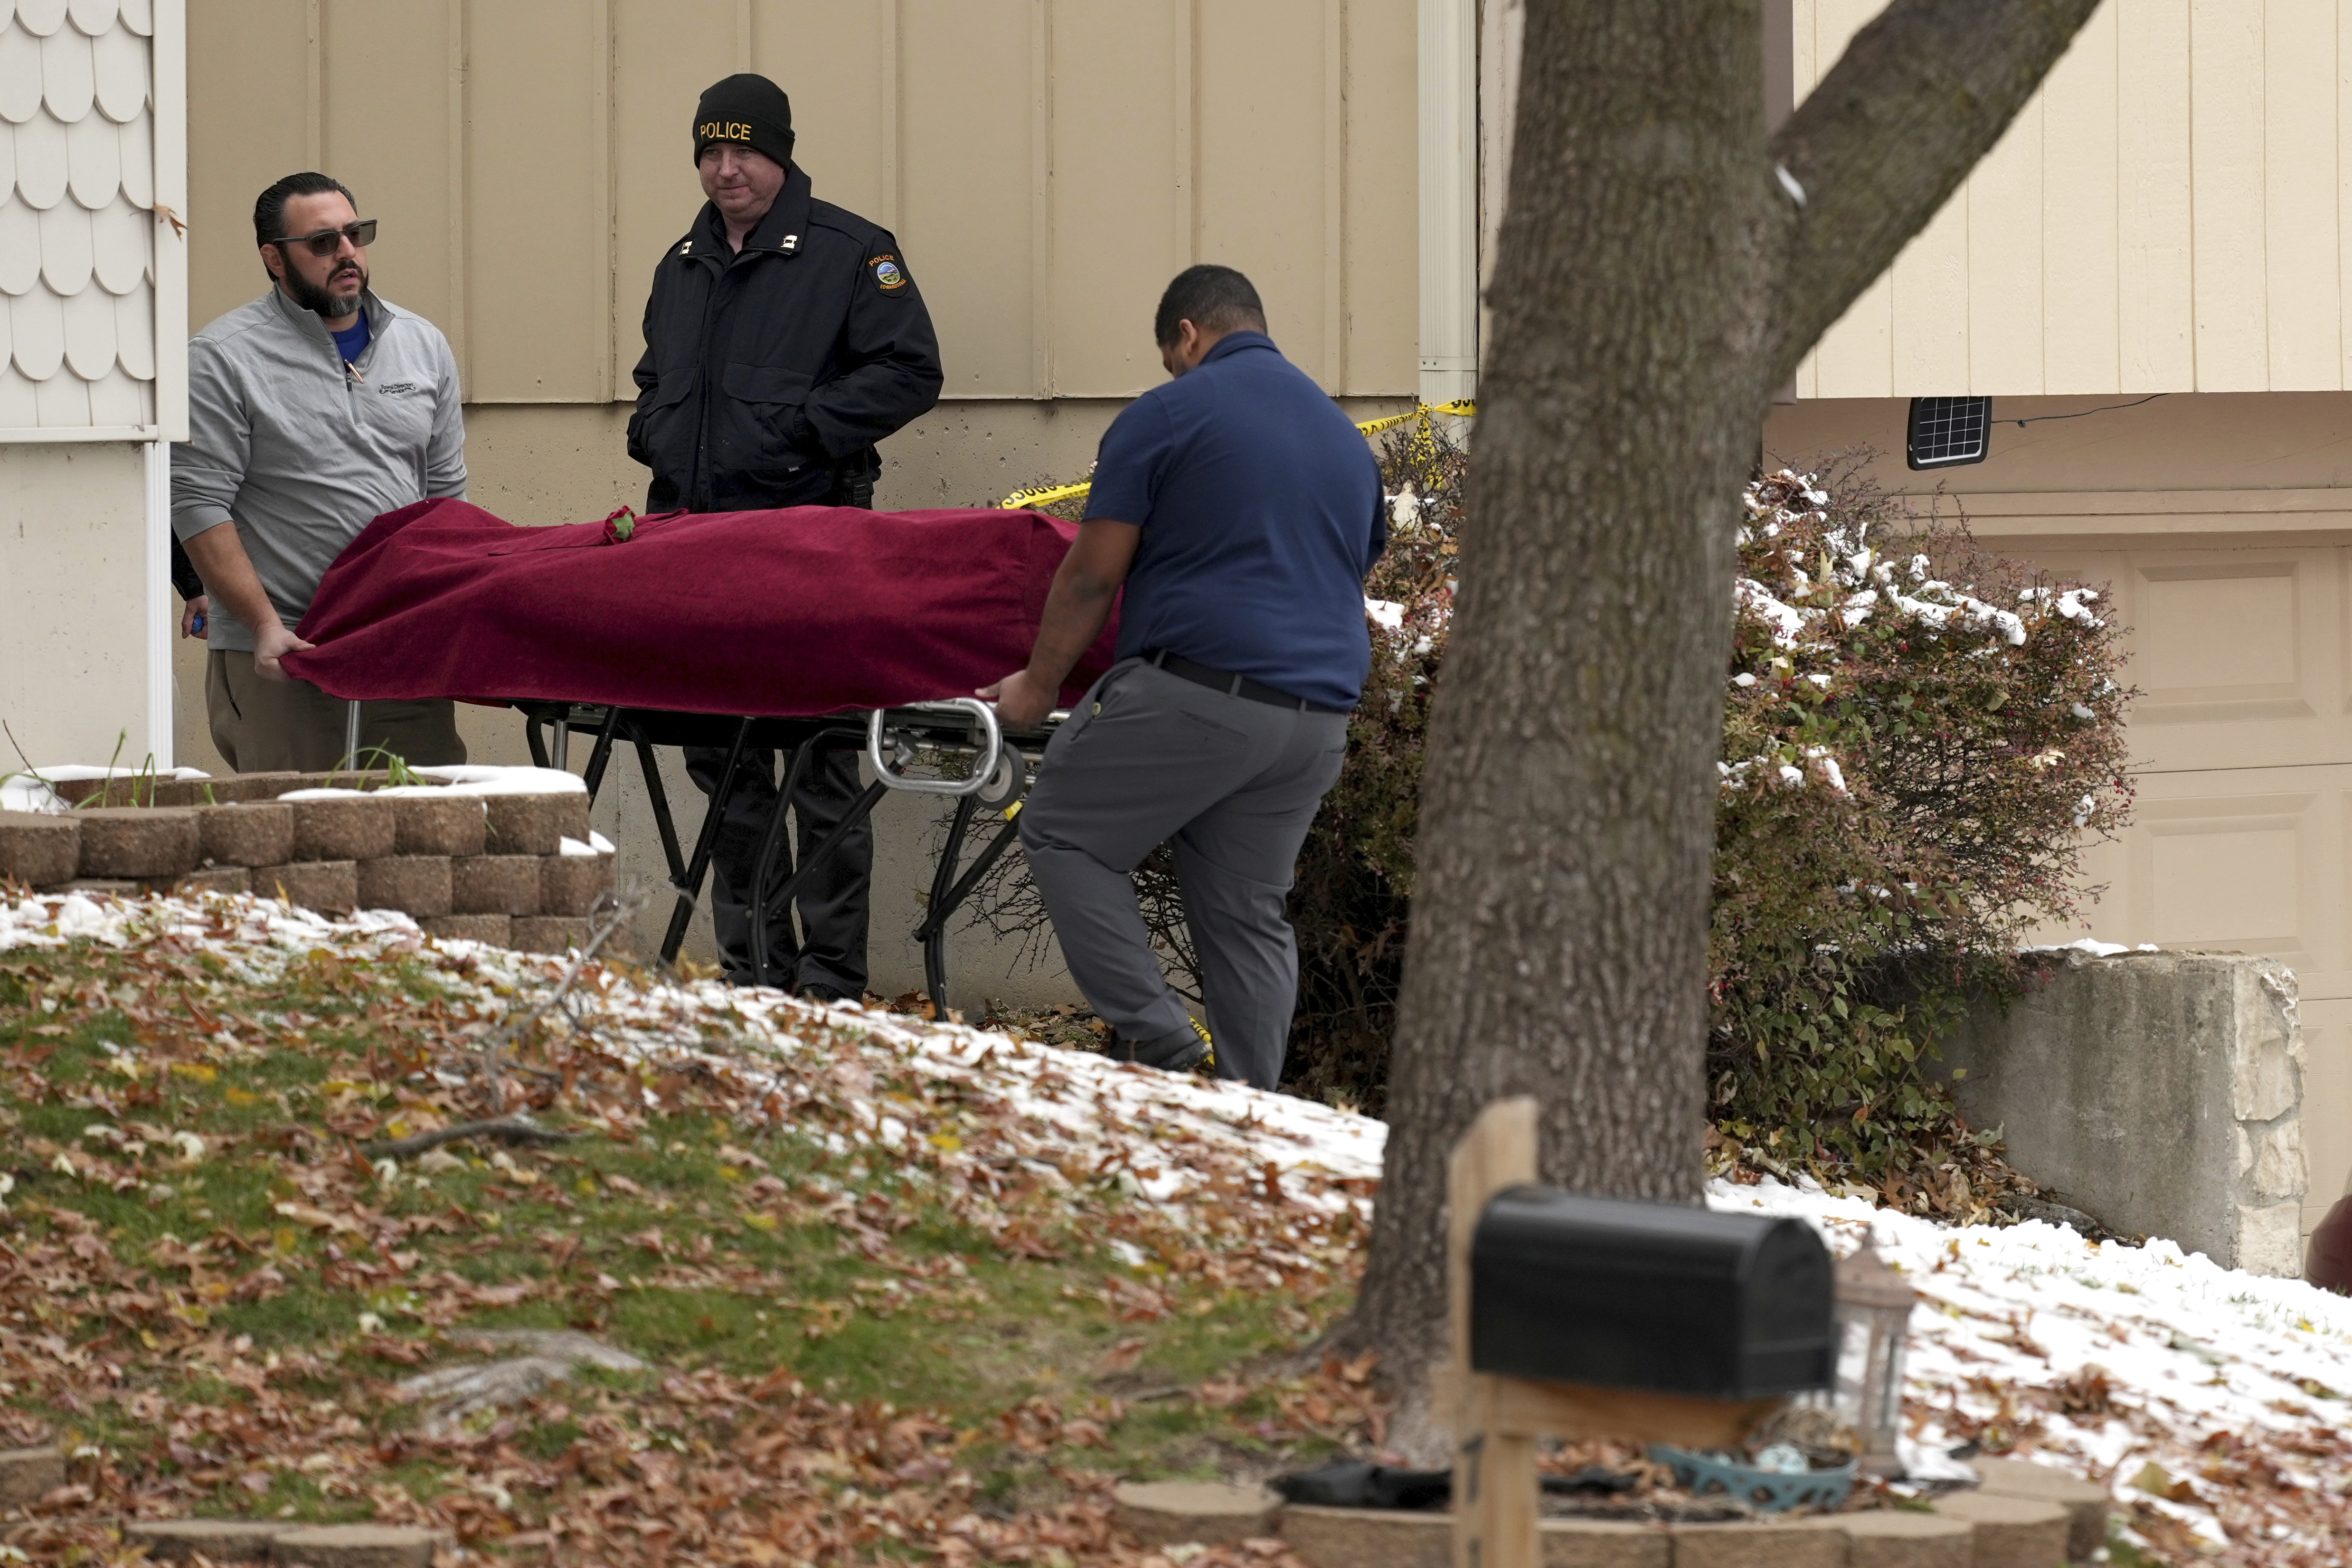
[982,265,1386,1089]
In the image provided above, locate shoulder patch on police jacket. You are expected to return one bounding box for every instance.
[870,253,908,293]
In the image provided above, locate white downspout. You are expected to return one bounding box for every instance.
[144,440,172,768]
[150,0,189,771]
[1477,0,1523,373]
[1418,0,1478,407]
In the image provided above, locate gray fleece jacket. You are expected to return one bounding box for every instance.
[171,288,467,652]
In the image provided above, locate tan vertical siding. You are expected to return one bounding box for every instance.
[185,0,1416,406]
[2191,0,2267,390]
[1791,0,1876,397]
[609,0,729,398]
[186,0,305,330]
[1196,0,1332,387]
[1798,0,2352,396]
[2040,0,2117,391]
[1046,0,1188,395]
[897,0,1037,396]
[749,2,895,224]
[465,0,605,402]
[1889,179,1967,391]
[2264,0,2340,387]
[1345,0,1415,393]
[315,1,458,352]
[1967,92,2044,393]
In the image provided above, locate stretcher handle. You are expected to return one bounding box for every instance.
[866,699,1005,796]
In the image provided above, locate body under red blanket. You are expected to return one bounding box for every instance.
[281,499,1118,717]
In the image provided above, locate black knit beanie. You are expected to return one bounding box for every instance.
[693,74,794,170]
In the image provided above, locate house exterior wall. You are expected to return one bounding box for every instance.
[185,0,1419,407]
[1796,0,2352,398]
[0,441,150,761]
[1764,389,2352,1248]
[0,0,184,771]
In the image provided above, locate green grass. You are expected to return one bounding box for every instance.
[0,931,1363,1542]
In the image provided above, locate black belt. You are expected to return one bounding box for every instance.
[1143,649,1348,714]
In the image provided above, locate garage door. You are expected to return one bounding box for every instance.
[1993,535,2352,1249]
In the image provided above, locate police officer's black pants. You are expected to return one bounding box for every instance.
[683,745,871,996]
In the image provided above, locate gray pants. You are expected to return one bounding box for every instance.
[1020,659,1348,1089]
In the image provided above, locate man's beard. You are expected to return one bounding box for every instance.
[286,259,367,321]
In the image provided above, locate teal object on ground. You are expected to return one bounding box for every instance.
[1648,1444,1858,1513]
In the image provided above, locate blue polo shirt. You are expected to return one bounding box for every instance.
[1085,331,1386,709]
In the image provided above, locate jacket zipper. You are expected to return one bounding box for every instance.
[691,245,727,510]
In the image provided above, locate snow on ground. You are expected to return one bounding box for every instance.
[10,887,2350,1554]
[3,762,587,814]
[1720,1175,2352,1552]
[0,888,1383,1224]
[1,765,212,813]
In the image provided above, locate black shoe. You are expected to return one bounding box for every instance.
[799,982,851,1005]
[1110,1021,1212,1074]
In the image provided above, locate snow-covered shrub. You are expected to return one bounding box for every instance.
[1710,465,2135,1174]
[1282,415,1460,1111]
[1287,452,2135,1162]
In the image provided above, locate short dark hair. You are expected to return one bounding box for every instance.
[1153,264,1266,346]
[254,171,358,250]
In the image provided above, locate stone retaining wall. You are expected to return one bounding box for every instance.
[1111,1458,2108,1567]
[0,779,615,957]
[1939,948,2307,1275]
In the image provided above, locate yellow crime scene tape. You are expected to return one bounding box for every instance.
[997,398,1476,511]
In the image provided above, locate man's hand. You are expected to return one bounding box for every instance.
[253,622,316,681]
[980,668,1058,732]
[986,519,1139,734]
[183,521,302,676]
[179,595,209,640]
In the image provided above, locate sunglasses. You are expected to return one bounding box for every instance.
[269,219,378,257]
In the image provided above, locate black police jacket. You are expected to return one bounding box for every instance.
[627,168,943,512]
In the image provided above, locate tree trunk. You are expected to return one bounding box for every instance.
[1339,0,2101,1452]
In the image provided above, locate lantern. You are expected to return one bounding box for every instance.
[1828,1242,1918,1477]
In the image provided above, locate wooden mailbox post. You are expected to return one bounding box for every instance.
[1445,1097,1822,1568]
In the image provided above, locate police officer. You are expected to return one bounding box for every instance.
[630,73,943,998]
[983,266,1387,1090]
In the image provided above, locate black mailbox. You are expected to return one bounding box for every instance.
[1470,1186,1834,1400]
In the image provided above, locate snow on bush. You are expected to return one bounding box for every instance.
[1711,466,2135,1192]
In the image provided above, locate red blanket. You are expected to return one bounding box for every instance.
[282,500,1117,716]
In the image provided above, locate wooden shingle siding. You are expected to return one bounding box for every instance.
[0,0,161,432]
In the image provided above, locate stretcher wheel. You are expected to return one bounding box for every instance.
[975,747,1026,809]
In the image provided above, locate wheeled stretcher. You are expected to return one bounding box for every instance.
[279,496,1118,1003]
[511,697,1062,1009]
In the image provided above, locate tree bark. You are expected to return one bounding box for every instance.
[1339,0,2099,1451]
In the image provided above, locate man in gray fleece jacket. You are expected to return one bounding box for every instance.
[172,171,470,772]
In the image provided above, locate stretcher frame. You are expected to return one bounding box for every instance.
[510,698,1058,1011]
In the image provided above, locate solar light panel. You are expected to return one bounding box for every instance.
[1906,396,1992,470]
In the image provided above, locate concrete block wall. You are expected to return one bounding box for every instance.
[0,779,615,957]
[1939,949,2309,1275]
